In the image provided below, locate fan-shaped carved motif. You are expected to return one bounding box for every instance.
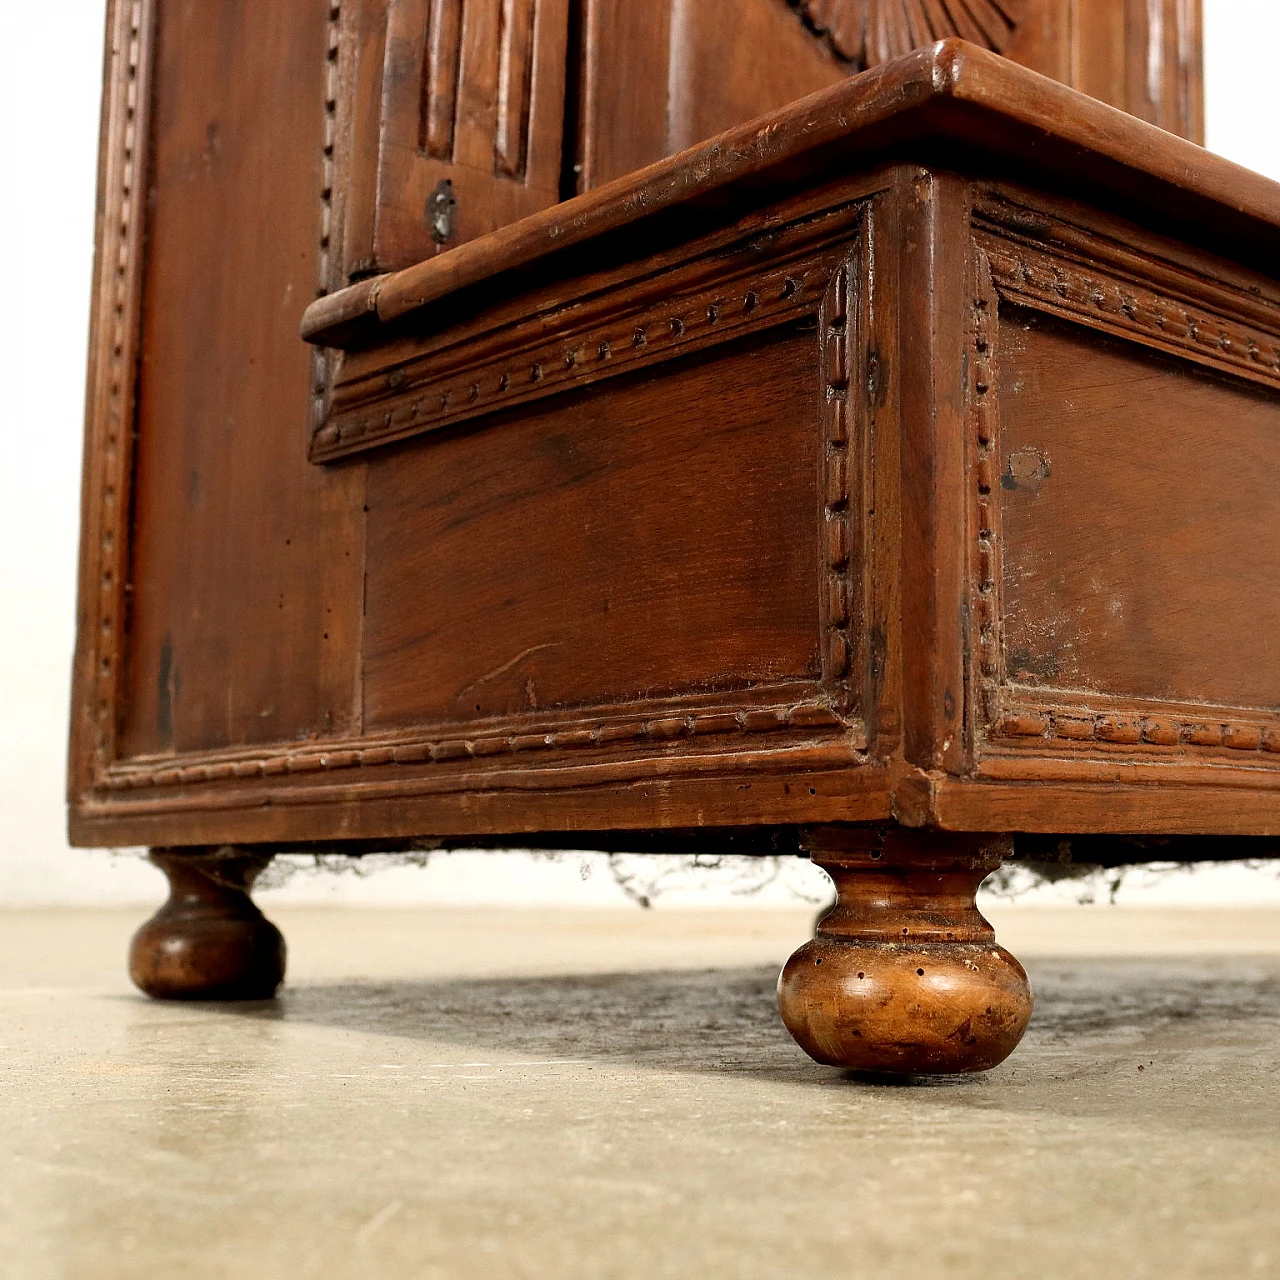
[793,0,1025,70]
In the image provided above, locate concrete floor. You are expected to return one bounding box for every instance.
[2,906,1278,1280]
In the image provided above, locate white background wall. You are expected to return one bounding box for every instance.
[2,1,1279,909]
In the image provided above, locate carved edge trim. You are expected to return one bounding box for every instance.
[102,700,866,791]
[75,0,155,792]
[979,235,1280,392]
[310,2,342,439]
[970,248,1001,736]
[819,252,859,714]
[310,251,841,463]
[993,705,1280,757]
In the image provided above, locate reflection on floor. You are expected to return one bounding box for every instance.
[2,906,1278,1279]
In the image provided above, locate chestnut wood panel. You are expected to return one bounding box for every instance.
[363,327,826,727]
[998,309,1280,712]
[120,0,365,758]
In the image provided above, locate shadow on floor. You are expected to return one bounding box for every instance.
[194,955,1280,1112]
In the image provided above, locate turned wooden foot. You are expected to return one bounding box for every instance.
[129,848,286,1000]
[778,827,1032,1074]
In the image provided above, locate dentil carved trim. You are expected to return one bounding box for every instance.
[312,258,832,461]
[970,250,1002,733]
[819,256,861,716]
[311,3,343,439]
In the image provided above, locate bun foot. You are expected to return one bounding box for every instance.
[778,827,1032,1074]
[129,848,285,1000]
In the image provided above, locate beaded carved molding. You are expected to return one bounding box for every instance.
[102,695,866,793]
[72,0,156,796]
[310,199,868,462]
[970,194,1280,763]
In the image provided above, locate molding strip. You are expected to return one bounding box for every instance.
[104,698,864,792]
[72,0,156,793]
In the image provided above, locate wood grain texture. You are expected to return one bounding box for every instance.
[302,40,1248,349]
[336,0,569,275]
[73,36,1280,856]
[129,848,285,1000]
[118,0,366,759]
[778,826,1032,1073]
[362,327,828,727]
[998,311,1280,711]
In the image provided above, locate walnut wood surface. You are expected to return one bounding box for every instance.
[118,0,365,762]
[72,1,1272,1072]
[72,27,1280,857]
[778,826,1033,1073]
[999,311,1280,711]
[129,849,285,1000]
[320,0,1201,277]
[362,328,825,727]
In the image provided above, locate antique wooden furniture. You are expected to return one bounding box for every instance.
[75,0,1280,1075]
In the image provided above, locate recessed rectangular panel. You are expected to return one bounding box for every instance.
[999,308,1280,710]
[363,326,823,727]
[120,0,365,758]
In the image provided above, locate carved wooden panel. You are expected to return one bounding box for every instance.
[969,192,1280,770]
[796,0,1201,140]
[98,196,875,803]
[1000,316,1280,709]
[1007,0,1203,142]
[577,0,848,189]
[336,0,570,279]
[76,24,1280,851]
[120,0,367,760]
